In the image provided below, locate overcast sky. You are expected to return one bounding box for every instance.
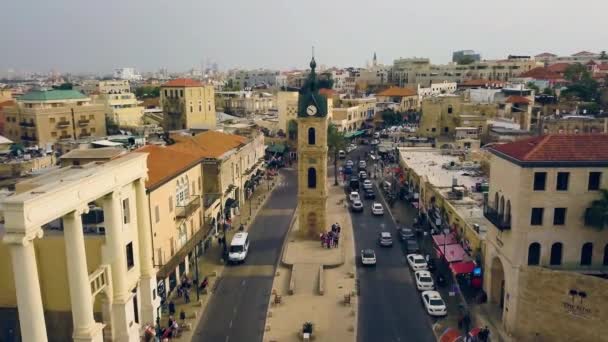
[1,0,607,74]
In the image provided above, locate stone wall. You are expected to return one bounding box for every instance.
[514,267,608,342]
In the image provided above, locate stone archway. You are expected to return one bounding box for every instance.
[490,257,505,316]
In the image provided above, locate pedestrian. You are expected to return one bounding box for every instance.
[168,315,174,329]
[179,310,186,322]
[337,224,341,234]
[334,234,339,247]
[320,233,325,247]
[184,289,190,303]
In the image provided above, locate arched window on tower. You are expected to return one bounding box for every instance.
[308,127,316,145]
[307,168,317,188]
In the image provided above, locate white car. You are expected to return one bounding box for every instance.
[406,254,428,271]
[373,132,380,139]
[371,202,384,215]
[338,150,346,159]
[363,179,373,190]
[414,270,435,291]
[345,160,354,167]
[359,171,367,179]
[371,139,380,145]
[361,249,377,265]
[349,191,360,202]
[421,291,447,316]
[359,160,367,168]
[378,232,393,247]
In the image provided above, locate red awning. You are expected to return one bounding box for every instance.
[450,261,476,275]
[435,244,468,263]
[432,233,457,246]
[440,328,463,342]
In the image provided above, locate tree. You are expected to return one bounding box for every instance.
[564,63,590,83]
[381,109,403,126]
[562,63,599,102]
[53,83,73,90]
[600,51,608,60]
[287,119,298,140]
[586,189,608,230]
[135,86,160,98]
[327,123,347,185]
[527,82,540,94]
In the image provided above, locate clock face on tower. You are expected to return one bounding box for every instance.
[306,105,318,116]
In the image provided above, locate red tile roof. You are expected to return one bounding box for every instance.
[162,78,203,88]
[519,67,562,80]
[505,95,531,105]
[490,134,608,163]
[136,145,200,189]
[459,79,505,87]
[546,63,570,73]
[169,130,248,159]
[535,52,557,58]
[599,63,608,71]
[376,86,417,97]
[572,51,596,57]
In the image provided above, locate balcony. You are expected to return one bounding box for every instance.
[20,135,37,141]
[59,134,72,140]
[79,132,91,138]
[483,207,511,231]
[176,196,201,219]
[78,119,90,126]
[56,120,71,128]
[19,121,35,127]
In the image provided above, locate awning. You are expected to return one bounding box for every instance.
[435,244,468,263]
[344,130,365,138]
[449,261,476,275]
[432,233,457,246]
[439,328,464,342]
[156,226,208,279]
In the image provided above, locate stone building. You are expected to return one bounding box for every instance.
[483,135,608,341]
[160,78,216,131]
[418,95,499,137]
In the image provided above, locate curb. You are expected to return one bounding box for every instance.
[279,205,299,267]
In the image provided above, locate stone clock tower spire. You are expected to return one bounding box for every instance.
[296,56,329,238]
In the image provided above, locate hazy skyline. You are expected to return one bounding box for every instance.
[1,0,607,74]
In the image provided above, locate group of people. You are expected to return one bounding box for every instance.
[176,275,193,303]
[320,223,341,248]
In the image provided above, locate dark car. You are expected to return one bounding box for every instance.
[399,228,415,241]
[364,188,376,199]
[349,177,360,191]
[405,239,421,253]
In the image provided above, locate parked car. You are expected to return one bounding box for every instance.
[338,150,346,159]
[364,188,376,199]
[359,171,367,180]
[405,239,421,254]
[349,177,360,191]
[351,199,364,212]
[363,179,373,190]
[371,202,384,215]
[371,139,380,145]
[398,227,415,241]
[345,160,354,167]
[359,160,367,169]
[406,254,428,271]
[415,270,435,291]
[421,290,447,316]
[360,249,377,266]
[349,191,360,202]
[378,232,393,247]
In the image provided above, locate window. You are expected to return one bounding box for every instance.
[556,172,569,191]
[191,181,196,195]
[307,168,317,188]
[533,172,546,191]
[553,208,566,225]
[89,114,94,120]
[431,127,436,132]
[51,132,57,137]
[164,90,168,97]
[308,127,316,145]
[444,127,449,133]
[169,196,173,212]
[122,199,130,224]
[50,117,55,123]
[580,242,593,266]
[550,243,563,265]
[604,244,608,266]
[179,90,184,97]
[530,208,544,225]
[198,177,201,191]
[126,242,135,269]
[588,172,602,190]
[447,105,453,114]
[527,243,541,265]
[155,205,160,223]
[91,128,96,133]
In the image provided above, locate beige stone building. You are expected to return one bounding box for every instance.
[215,91,275,116]
[0,89,13,103]
[96,80,145,129]
[3,90,106,147]
[541,115,608,134]
[376,86,419,112]
[483,135,608,341]
[277,91,299,134]
[160,78,216,131]
[418,95,499,137]
[97,80,131,94]
[0,153,158,342]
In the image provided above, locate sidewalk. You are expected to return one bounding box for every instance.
[164,174,283,341]
[263,179,357,342]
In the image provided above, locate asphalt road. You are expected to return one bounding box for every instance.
[347,145,435,342]
[193,169,297,342]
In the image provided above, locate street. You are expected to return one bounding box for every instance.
[193,169,297,342]
[348,145,436,342]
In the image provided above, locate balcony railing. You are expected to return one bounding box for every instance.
[176,196,201,219]
[19,121,35,127]
[78,119,90,126]
[56,121,71,128]
[79,132,91,138]
[484,206,511,231]
[20,135,37,141]
[59,134,72,140]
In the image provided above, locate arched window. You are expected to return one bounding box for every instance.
[604,244,608,266]
[447,105,453,114]
[308,127,316,145]
[580,242,593,266]
[505,200,511,225]
[550,243,563,266]
[307,168,317,188]
[527,243,541,265]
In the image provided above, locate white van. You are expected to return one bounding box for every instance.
[228,232,250,263]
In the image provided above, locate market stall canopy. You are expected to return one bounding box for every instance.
[449,261,476,275]
[432,233,458,246]
[344,130,365,138]
[435,243,468,263]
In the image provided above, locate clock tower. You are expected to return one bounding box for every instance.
[297,56,329,238]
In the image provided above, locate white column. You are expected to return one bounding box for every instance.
[6,232,48,342]
[63,210,104,342]
[135,178,157,324]
[102,191,131,342]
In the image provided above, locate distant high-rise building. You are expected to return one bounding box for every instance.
[452,50,481,63]
[113,67,142,81]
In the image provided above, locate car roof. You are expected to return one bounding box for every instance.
[408,253,424,259]
[362,248,375,254]
[380,232,391,237]
[231,232,249,245]
[423,290,442,299]
[416,270,431,277]
[373,203,382,207]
